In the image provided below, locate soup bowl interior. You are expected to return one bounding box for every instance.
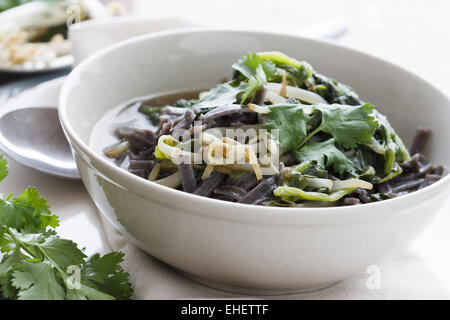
[59,29,450,293]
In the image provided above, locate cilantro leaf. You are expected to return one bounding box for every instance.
[194,83,242,112]
[232,52,277,81]
[66,283,115,300]
[232,53,277,104]
[0,187,59,232]
[0,228,15,252]
[5,229,85,269]
[0,197,42,234]
[315,104,379,149]
[0,228,50,256]
[0,271,16,299]
[0,155,7,183]
[240,64,267,103]
[263,105,310,153]
[15,187,59,229]
[12,261,66,300]
[1,228,130,300]
[0,250,27,299]
[37,235,86,269]
[81,252,132,300]
[0,156,131,300]
[296,138,356,176]
[0,250,26,276]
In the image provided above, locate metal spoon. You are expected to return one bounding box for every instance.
[0,107,80,179]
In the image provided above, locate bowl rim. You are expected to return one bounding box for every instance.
[59,27,450,223]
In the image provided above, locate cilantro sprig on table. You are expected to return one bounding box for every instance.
[0,155,132,300]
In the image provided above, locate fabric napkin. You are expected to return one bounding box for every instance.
[69,16,450,300]
[101,217,449,300]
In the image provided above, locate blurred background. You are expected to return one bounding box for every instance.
[2,0,450,92]
[131,0,450,93]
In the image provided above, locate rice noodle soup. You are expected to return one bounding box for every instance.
[92,51,446,207]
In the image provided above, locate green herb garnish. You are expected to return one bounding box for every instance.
[0,155,132,300]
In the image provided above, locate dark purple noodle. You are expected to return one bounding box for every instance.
[235,173,259,191]
[199,104,244,122]
[213,185,248,202]
[409,128,432,155]
[128,169,146,178]
[161,106,188,116]
[200,104,257,128]
[238,177,278,204]
[116,127,157,148]
[353,188,371,203]
[193,172,227,197]
[392,179,425,193]
[254,87,267,106]
[177,155,197,193]
[105,94,446,207]
[129,160,154,170]
[343,198,360,206]
[173,109,196,130]
[158,118,174,136]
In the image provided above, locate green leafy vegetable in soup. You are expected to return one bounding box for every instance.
[103,51,445,207]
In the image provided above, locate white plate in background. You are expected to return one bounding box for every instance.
[0,0,108,75]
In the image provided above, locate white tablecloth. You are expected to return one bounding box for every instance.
[1,75,449,300]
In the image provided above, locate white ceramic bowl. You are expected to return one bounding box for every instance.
[59,29,450,294]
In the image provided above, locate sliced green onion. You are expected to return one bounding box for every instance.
[274,186,356,202]
[104,141,130,158]
[154,146,167,160]
[266,82,327,104]
[154,171,181,188]
[306,177,334,190]
[148,163,161,181]
[257,51,313,79]
[265,90,287,104]
[332,179,373,192]
[247,103,270,114]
